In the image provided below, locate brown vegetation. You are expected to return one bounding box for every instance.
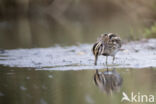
[0,0,156,48]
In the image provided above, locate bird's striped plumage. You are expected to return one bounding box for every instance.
[92,33,121,65]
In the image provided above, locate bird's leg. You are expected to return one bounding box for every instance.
[106,64,108,72]
[94,55,98,65]
[112,56,115,64]
[106,56,108,65]
[106,56,108,71]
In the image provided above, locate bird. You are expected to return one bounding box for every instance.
[92,33,121,65]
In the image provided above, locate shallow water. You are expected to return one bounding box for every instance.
[0,66,156,104]
[0,1,156,103]
[0,39,156,70]
[0,39,156,104]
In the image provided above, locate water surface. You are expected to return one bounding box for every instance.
[0,39,156,70]
[0,66,156,104]
[0,39,156,104]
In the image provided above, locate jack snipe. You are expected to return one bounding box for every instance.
[92,33,121,65]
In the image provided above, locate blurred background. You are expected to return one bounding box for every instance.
[0,1,156,104]
[0,0,156,49]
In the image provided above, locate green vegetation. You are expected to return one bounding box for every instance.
[144,24,156,38]
[0,0,156,49]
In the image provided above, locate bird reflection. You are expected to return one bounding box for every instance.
[94,69,123,94]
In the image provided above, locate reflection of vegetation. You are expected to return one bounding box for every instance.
[0,67,156,104]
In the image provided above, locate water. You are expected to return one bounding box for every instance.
[0,66,156,104]
[0,39,156,104]
[0,1,156,104]
[0,39,156,70]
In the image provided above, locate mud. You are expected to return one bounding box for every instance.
[0,39,156,70]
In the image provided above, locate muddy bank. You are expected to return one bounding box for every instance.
[0,39,156,70]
